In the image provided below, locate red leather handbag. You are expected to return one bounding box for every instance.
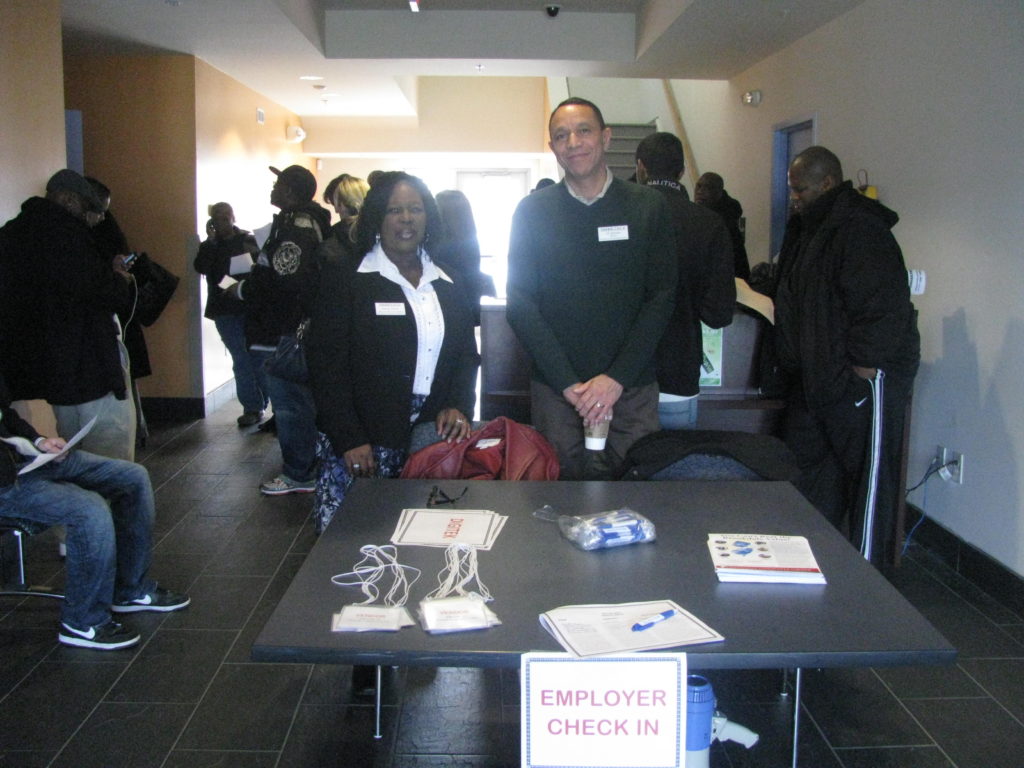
[400,417,560,481]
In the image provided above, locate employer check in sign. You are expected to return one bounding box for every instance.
[521,653,686,768]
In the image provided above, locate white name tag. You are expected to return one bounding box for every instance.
[419,595,500,634]
[376,302,406,316]
[598,225,629,242]
[332,604,414,632]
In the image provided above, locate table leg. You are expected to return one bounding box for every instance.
[791,667,803,768]
[374,665,383,740]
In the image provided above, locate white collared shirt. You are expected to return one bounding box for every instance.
[359,243,450,398]
[565,167,614,206]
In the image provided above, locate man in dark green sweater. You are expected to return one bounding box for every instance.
[507,98,677,479]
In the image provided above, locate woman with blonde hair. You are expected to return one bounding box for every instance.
[322,173,369,240]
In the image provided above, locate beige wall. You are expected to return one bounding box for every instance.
[1,0,65,433]
[0,0,66,219]
[302,77,549,155]
[194,59,311,394]
[195,59,312,236]
[61,55,310,401]
[64,54,199,399]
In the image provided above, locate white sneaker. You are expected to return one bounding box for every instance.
[259,475,315,496]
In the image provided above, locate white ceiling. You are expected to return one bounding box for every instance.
[61,0,866,117]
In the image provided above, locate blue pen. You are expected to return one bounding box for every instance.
[631,609,676,632]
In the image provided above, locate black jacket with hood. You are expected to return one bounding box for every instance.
[0,197,131,405]
[646,179,736,397]
[774,181,919,411]
[702,190,750,281]
[194,226,260,319]
[239,201,331,348]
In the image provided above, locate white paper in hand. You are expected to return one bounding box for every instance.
[229,253,254,275]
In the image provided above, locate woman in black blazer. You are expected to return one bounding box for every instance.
[306,172,480,533]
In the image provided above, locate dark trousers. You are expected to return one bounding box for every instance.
[783,372,910,566]
[530,380,660,480]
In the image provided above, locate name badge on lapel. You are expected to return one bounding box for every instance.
[375,302,406,316]
[598,225,629,242]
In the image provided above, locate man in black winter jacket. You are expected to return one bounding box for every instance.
[230,165,331,495]
[774,146,919,566]
[194,202,266,427]
[635,133,736,430]
[0,169,137,461]
[695,172,750,281]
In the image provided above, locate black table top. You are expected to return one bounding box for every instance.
[252,479,956,670]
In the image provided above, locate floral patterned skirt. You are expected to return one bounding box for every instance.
[313,393,427,534]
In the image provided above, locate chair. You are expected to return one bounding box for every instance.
[0,517,63,600]
[619,429,799,482]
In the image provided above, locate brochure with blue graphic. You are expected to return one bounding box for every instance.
[707,534,826,584]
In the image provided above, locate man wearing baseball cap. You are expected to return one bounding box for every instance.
[229,165,331,495]
[0,169,138,461]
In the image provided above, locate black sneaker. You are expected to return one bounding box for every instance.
[111,586,191,614]
[58,620,140,650]
[237,411,263,427]
[257,415,277,434]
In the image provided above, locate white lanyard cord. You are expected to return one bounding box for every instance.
[331,544,420,606]
[426,542,492,602]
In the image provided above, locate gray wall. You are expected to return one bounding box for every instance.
[574,0,1024,575]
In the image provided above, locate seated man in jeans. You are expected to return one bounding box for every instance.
[0,374,189,650]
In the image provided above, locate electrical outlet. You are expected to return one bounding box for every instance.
[936,446,964,484]
[947,450,964,484]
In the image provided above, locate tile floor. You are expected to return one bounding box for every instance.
[2,400,1024,767]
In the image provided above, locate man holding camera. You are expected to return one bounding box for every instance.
[0,169,137,460]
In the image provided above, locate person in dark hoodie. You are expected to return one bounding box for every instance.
[194,202,266,427]
[694,172,750,281]
[635,133,736,430]
[773,146,919,566]
[0,169,136,460]
[229,165,331,495]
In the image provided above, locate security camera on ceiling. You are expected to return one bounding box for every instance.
[546,5,560,18]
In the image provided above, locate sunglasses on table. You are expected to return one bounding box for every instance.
[427,485,468,506]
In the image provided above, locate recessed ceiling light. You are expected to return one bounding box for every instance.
[409,1,420,11]
[299,75,324,81]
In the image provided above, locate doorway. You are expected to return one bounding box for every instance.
[769,118,815,260]
[454,169,530,299]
